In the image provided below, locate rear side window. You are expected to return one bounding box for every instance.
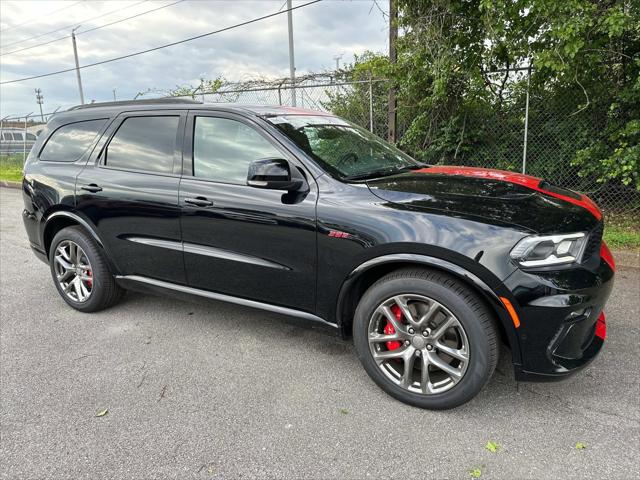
[26,133,37,141]
[104,116,179,174]
[40,119,107,162]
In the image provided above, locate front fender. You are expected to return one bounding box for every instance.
[335,253,523,366]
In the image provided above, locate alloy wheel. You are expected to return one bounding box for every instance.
[53,240,94,303]
[367,294,470,395]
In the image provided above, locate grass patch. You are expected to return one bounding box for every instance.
[0,154,24,183]
[604,214,640,250]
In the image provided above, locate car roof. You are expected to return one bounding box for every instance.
[62,99,333,119]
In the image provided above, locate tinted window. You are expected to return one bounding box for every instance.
[11,133,23,141]
[105,116,179,173]
[266,115,417,180]
[1,133,11,141]
[193,116,281,184]
[40,119,107,162]
[26,133,37,141]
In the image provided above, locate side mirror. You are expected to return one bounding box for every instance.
[247,158,305,192]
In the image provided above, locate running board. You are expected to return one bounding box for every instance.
[115,275,337,329]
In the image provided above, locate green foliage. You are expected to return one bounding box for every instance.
[604,214,640,249]
[322,51,391,139]
[0,154,23,182]
[169,78,224,98]
[135,77,224,100]
[572,111,640,190]
[470,467,483,478]
[326,1,639,205]
[485,441,500,453]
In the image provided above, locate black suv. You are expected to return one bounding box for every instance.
[22,100,615,409]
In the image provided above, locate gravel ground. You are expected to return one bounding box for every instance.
[1,187,639,479]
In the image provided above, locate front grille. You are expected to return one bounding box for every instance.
[581,222,603,263]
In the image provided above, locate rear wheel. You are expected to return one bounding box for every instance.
[49,226,123,312]
[353,267,498,409]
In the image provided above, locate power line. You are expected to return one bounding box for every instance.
[0,0,322,86]
[1,0,148,50]
[0,1,84,33]
[0,0,187,57]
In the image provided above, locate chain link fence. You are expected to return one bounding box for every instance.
[204,72,635,217]
[1,114,50,181]
[200,77,389,138]
[2,72,637,217]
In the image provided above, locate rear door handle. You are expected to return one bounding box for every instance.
[80,183,102,193]
[184,196,213,207]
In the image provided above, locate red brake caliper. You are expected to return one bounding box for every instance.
[86,270,92,288]
[384,304,403,351]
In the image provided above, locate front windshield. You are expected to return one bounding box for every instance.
[264,114,420,180]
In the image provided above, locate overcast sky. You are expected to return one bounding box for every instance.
[0,0,389,118]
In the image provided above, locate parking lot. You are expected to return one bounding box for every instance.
[1,186,638,479]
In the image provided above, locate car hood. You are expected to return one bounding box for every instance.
[366,166,602,234]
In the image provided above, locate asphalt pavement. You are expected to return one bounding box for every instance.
[1,187,639,479]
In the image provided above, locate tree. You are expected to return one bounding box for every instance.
[322,52,391,139]
[135,77,224,100]
[388,0,639,192]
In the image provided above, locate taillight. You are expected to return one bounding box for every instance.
[600,241,616,272]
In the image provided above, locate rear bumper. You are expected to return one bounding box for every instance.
[22,206,41,246]
[503,258,614,381]
[22,207,48,264]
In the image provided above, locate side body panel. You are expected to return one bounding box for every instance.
[74,110,186,283]
[313,175,529,324]
[21,114,113,256]
[178,111,318,312]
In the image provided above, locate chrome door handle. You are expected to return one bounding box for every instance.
[80,183,102,193]
[184,196,213,207]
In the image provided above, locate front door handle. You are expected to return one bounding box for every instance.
[184,196,213,207]
[80,183,102,193]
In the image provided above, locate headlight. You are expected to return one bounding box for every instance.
[510,232,587,267]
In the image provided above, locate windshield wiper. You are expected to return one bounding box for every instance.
[343,163,428,181]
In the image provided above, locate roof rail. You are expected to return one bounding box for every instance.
[67,97,202,111]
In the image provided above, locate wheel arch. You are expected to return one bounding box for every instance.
[42,211,103,257]
[42,211,120,275]
[335,253,522,365]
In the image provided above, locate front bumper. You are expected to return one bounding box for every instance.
[503,258,614,381]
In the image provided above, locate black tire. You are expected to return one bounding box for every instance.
[49,226,123,312]
[353,267,498,410]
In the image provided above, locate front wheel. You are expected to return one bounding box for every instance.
[353,268,498,409]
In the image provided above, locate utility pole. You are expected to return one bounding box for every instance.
[112,88,117,101]
[23,113,33,163]
[333,54,343,71]
[0,116,8,141]
[286,0,296,106]
[388,0,397,143]
[522,63,532,174]
[34,88,44,122]
[71,27,85,105]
